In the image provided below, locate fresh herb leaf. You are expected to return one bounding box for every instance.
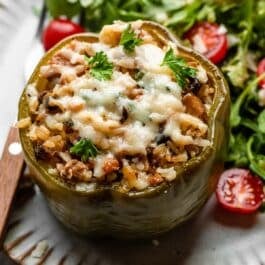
[70,139,99,162]
[161,48,196,88]
[85,52,113,80]
[119,25,143,53]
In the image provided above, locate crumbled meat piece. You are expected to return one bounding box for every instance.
[198,84,215,105]
[103,158,120,174]
[57,159,92,181]
[63,120,74,133]
[185,126,206,138]
[152,144,172,164]
[125,87,144,99]
[50,54,72,66]
[186,145,201,158]
[28,125,50,142]
[182,93,207,121]
[34,113,47,124]
[43,135,65,152]
[66,131,80,145]
[149,173,163,186]
[40,65,62,79]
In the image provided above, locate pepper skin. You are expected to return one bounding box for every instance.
[18,21,230,239]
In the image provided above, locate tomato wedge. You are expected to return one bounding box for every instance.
[216,168,264,214]
[42,18,85,51]
[185,22,228,64]
[257,58,265,89]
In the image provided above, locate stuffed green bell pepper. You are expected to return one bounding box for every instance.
[17,21,230,238]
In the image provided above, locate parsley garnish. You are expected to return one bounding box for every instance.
[119,25,143,53]
[161,48,197,88]
[70,139,99,162]
[85,52,113,80]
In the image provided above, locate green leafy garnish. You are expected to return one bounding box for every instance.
[134,70,144,81]
[161,48,196,88]
[119,25,143,53]
[70,139,99,162]
[85,52,113,80]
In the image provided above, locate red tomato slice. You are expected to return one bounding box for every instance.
[185,22,228,64]
[257,58,265,89]
[42,19,85,51]
[216,168,264,214]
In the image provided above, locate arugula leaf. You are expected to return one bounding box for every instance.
[165,0,215,36]
[230,77,259,128]
[161,48,196,88]
[85,52,113,80]
[226,133,249,167]
[221,0,254,87]
[241,118,259,132]
[258,110,265,133]
[247,134,265,179]
[46,0,81,18]
[70,138,99,162]
[119,25,143,53]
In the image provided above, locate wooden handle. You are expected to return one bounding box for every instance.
[0,127,24,242]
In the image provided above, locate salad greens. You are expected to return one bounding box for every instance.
[46,0,265,182]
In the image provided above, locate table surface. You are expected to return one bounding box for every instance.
[0,0,39,263]
[0,252,14,264]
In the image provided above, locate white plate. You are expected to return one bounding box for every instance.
[1,1,265,265]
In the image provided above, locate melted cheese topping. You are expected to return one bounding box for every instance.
[24,21,213,190]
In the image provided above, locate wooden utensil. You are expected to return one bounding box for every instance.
[0,127,24,243]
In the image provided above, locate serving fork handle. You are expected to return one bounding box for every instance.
[0,127,24,244]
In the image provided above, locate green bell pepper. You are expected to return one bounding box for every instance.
[18,21,230,239]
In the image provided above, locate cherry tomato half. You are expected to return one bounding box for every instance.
[185,22,228,64]
[216,168,264,214]
[42,18,85,51]
[257,58,265,89]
